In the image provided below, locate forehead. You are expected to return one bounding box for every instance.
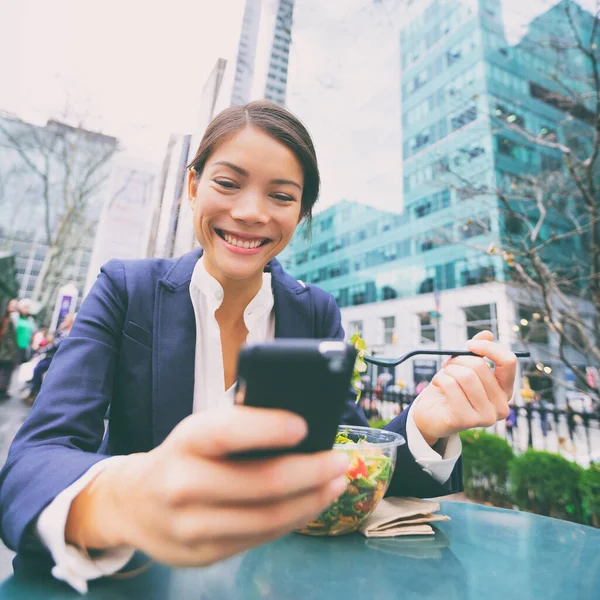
[209,126,303,182]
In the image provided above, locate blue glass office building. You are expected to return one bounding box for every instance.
[282,0,596,310]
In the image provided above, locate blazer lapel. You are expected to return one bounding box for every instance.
[270,258,314,339]
[151,253,313,445]
[152,250,201,446]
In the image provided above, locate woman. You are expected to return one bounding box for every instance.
[24,314,76,406]
[14,299,36,365]
[0,101,517,593]
[0,303,18,399]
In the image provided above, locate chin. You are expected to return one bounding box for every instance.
[216,256,268,281]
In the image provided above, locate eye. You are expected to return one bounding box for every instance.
[271,193,295,202]
[214,178,239,190]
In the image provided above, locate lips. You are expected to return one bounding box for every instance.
[215,229,271,250]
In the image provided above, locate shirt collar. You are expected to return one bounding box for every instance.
[190,256,274,326]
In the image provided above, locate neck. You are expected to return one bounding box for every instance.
[202,255,264,323]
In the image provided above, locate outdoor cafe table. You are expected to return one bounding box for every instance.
[0,502,598,599]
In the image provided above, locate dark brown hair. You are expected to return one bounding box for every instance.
[187,100,320,231]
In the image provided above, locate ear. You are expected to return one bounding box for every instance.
[187,169,198,210]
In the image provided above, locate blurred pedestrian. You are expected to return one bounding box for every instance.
[566,402,576,441]
[540,397,550,437]
[24,314,76,405]
[505,404,516,444]
[0,303,18,399]
[15,298,36,364]
[7,298,19,325]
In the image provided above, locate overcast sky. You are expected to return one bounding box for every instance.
[0,0,595,212]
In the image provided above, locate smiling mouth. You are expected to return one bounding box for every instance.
[215,229,271,249]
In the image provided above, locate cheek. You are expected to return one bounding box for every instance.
[193,190,221,230]
[281,212,300,241]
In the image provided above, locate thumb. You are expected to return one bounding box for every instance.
[173,406,308,458]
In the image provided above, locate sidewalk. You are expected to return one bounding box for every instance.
[0,380,31,580]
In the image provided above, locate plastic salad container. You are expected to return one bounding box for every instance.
[296,425,405,536]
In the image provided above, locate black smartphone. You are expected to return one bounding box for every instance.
[234,339,357,456]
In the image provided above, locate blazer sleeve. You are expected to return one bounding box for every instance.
[316,290,463,498]
[0,260,127,556]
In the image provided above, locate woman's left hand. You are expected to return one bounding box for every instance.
[412,331,518,447]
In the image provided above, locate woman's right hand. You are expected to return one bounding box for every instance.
[66,407,349,566]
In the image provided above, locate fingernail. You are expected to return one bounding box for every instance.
[328,475,349,500]
[332,452,351,475]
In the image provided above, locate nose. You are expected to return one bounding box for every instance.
[230,190,269,225]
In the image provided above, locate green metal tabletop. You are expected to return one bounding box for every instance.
[1,501,598,599]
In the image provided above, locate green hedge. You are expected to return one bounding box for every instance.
[580,464,600,527]
[510,449,584,523]
[459,430,514,505]
[459,430,599,527]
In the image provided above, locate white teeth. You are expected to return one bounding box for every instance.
[221,231,264,249]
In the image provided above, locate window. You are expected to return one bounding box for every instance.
[461,217,491,239]
[351,285,367,306]
[504,213,523,235]
[446,45,462,67]
[419,313,437,343]
[349,320,363,337]
[465,304,497,339]
[338,288,349,308]
[418,277,434,294]
[382,286,398,300]
[320,216,333,231]
[497,136,517,158]
[530,82,595,126]
[415,202,432,219]
[541,154,562,171]
[495,104,525,128]
[460,265,495,286]
[451,105,477,131]
[421,238,435,252]
[383,316,396,344]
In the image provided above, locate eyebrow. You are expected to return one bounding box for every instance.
[212,160,302,190]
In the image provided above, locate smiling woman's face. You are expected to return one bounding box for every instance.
[187,126,304,286]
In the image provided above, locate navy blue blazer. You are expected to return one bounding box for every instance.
[0,249,462,559]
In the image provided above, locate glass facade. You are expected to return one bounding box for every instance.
[282,0,596,308]
[265,0,294,105]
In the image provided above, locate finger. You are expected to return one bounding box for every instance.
[162,477,349,565]
[443,356,510,418]
[174,406,308,458]
[471,330,494,342]
[431,371,480,427]
[442,364,498,425]
[466,340,518,399]
[168,450,350,506]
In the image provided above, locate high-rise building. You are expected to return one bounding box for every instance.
[148,58,227,259]
[231,0,262,106]
[264,0,294,105]
[146,133,192,259]
[281,0,598,397]
[85,157,156,294]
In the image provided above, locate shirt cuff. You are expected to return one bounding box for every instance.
[406,396,462,485]
[36,457,136,594]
